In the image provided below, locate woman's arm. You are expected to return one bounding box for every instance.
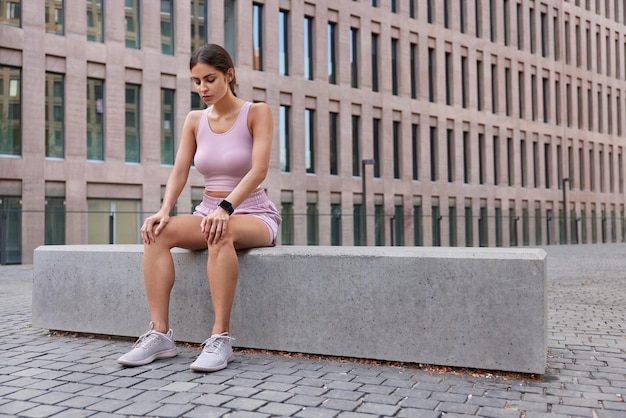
[141,110,201,243]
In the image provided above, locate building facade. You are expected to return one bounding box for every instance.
[1,0,626,264]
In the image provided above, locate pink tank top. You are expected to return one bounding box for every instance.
[194,102,253,191]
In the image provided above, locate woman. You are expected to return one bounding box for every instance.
[118,44,281,372]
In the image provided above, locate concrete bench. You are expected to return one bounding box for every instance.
[32,245,547,374]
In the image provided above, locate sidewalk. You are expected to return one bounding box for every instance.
[0,245,624,418]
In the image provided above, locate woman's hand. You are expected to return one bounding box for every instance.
[200,208,230,244]
[140,211,170,244]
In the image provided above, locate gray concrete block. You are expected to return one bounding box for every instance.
[32,245,547,374]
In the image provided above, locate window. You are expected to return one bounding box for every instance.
[503,0,510,46]
[449,204,457,247]
[476,59,483,110]
[390,0,397,13]
[372,33,380,92]
[305,108,315,174]
[224,0,236,61]
[252,3,264,70]
[45,72,64,159]
[394,201,404,246]
[409,0,416,18]
[444,0,450,28]
[575,23,581,67]
[517,4,524,50]
[564,19,570,64]
[427,0,434,23]
[447,128,454,182]
[330,200,342,245]
[373,118,381,178]
[529,7,536,53]
[521,138,527,187]
[475,0,482,38]
[391,38,399,95]
[0,196,21,263]
[507,138,514,186]
[160,0,174,55]
[505,67,511,116]
[0,65,21,156]
[553,15,559,61]
[353,202,363,245]
[304,16,314,80]
[408,123,420,182]
[479,133,485,184]
[45,196,65,245]
[540,11,548,58]
[87,199,141,244]
[410,42,417,99]
[460,0,467,33]
[493,135,500,185]
[190,0,205,52]
[489,0,496,42]
[428,47,436,102]
[329,111,339,175]
[350,28,359,88]
[160,88,174,165]
[445,52,453,105]
[518,70,525,118]
[87,0,103,42]
[542,76,549,123]
[352,115,360,176]
[463,131,470,183]
[544,143,551,189]
[280,105,290,172]
[45,0,64,35]
[125,84,140,163]
[306,194,319,245]
[375,203,384,246]
[413,203,423,246]
[328,22,337,84]
[279,10,289,76]
[495,204,502,247]
[491,63,498,114]
[87,78,104,161]
[393,121,401,179]
[531,74,537,120]
[430,126,438,181]
[461,56,468,108]
[432,203,441,246]
[281,196,294,245]
[0,0,20,26]
[464,201,473,246]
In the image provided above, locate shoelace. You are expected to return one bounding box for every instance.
[134,329,163,350]
[201,333,235,354]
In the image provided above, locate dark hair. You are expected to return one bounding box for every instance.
[190,44,237,97]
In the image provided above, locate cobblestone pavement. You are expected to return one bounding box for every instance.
[0,244,625,418]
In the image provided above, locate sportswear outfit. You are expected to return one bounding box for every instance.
[118,102,281,370]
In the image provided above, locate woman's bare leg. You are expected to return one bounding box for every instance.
[143,215,207,333]
[207,215,271,335]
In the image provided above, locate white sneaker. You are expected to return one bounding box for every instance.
[117,322,178,366]
[190,333,235,372]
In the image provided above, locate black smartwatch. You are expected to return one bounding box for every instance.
[218,199,235,215]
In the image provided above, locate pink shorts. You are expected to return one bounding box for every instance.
[193,189,282,246]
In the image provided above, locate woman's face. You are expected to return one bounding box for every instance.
[190,62,232,105]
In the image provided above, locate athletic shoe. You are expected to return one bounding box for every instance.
[189,333,235,372]
[117,322,178,366]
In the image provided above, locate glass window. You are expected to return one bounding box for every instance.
[87,199,141,244]
[476,59,483,111]
[373,118,381,178]
[125,0,140,48]
[45,196,66,245]
[86,0,103,42]
[45,0,64,35]
[280,199,294,245]
[0,65,22,156]
[410,43,417,99]
[86,78,104,161]
[432,204,441,246]
[160,88,174,165]
[393,121,401,179]
[412,124,419,180]
[374,203,384,246]
[330,202,342,245]
[352,115,360,177]
[279,10,289,76]
[461,56,468,108]
[445,52,452,105]
[350,28,358,88]
[463,131,470,183]
[305,108,315,174]
[190,0,206,52]
[160,0,174,55]
[329,111,339,175]
[45,72,64,158]
[0,196,21,264]
[449,204,457,247]
[280,105,290,172]
[0,0,21,27]
[372,33,379,92]
[353,202,363,246]
[414,203,423,246]
[328,22,337,84]
[427,0,434,24]
[304,16,314,80]
[224,0,236,61]
[394,203,404,245]
[430,126,438,181]
[391,38,398,95]
[464,202,473,246]
[125,84,140,163]
[447,128,454,182]
[428,47,436,102]
[252,3,263,71]
[306,196,319,245]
